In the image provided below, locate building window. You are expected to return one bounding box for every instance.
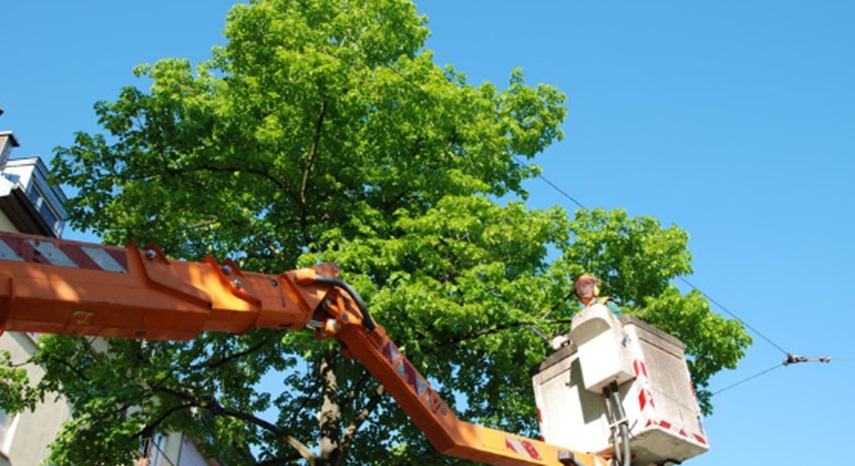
[144,433,175,466]
[27,183,63,235]
[0,408,15,454]
[0,409,8,439]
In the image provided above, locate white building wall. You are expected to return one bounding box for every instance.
[0,212,13,233]
[0,211,73,465]
[0,333,72,465]
[0,153,213,465]
[0,152,73,465]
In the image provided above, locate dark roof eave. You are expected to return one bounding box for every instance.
[0,185,57,237]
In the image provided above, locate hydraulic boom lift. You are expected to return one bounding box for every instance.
[0,231,603,466]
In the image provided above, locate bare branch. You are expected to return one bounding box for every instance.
[429,318,574,351]
[152,386,317,463]
[191,333,277,371]
[300,100,328,207]
[339,370,373,413]
[336,385,385,465]
[297,99,329,249]
[133,402,197,438]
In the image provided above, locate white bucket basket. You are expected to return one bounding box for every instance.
[531,311,709,465]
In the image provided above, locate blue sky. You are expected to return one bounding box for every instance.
[2,1,854,465]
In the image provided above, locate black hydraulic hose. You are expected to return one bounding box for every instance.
[315,275,377,332]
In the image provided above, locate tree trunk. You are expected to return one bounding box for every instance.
[317,349,343,465]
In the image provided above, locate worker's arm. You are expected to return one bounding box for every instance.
[604,299,622,316]
[0,231,602,466]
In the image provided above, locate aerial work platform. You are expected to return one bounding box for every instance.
[532,305,709,465]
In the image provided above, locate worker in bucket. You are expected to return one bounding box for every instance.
[574,274,622,316]
[549,274,623,349]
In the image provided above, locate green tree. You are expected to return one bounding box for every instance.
[3,0,750,464]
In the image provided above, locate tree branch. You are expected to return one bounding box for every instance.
[256,454,303,466]
[152,386,317,463]
[301,101,328,207]
[190,163,291,193]
[298,99,329,249]
[285,375,323,427]
[191,333,277,371]
[133,402,197,438]
[428,318,574,352]
[339,370,373,414]
[44,354,92,381]
[336,385,385,466]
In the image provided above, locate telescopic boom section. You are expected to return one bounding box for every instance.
[0,231,604,466]
[0,231,329,339]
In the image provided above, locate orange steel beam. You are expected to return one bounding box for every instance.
[0,231,605,466]
[0,231,330,339]
[331,321,604,466]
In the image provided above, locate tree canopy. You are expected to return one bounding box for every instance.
[2,0,750,464]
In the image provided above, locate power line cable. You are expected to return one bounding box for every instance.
[512,155,587,210]
[513,155,794,354]
[713,363,783,395]
[676,276,789,356]
[715,353,834,396]
[516,157,806,354]
[513,155,847,396]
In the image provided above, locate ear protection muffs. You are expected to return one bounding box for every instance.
[593,283,600,297]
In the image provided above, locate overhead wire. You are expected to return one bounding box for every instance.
[712,363,783,395]
[511,155,837,394]
[676,276,789,356]
[512,155,588,211]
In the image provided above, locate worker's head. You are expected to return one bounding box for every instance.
[574,274,599,304]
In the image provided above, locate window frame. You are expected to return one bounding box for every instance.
[0,408,19,456]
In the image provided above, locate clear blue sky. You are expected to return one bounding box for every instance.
[2,1,854,465]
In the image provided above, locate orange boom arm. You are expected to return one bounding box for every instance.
[0,231,603,466]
